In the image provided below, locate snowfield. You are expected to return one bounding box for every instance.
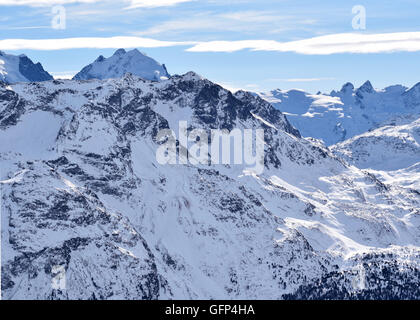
[332,117,420,171]
[0,73,419,299]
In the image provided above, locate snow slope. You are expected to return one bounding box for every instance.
[0,74,419,300]
[331,116,420,210]
[331,116,420,171]
[0,51,53,84]
[258,81,420,146]
[73,48,170,82]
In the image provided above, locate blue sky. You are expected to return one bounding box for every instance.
[1,0,420,93]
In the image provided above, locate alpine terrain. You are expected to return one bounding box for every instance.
[332,116,420,171]
[0,51,53,84]
[259,81,420,145]
[331,116,420,212]
[0,52,419,300]
[73,48,170,82]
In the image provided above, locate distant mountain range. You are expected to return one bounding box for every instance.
[2,49,419,149]
[258,81,420,145]
[0,49,169,84]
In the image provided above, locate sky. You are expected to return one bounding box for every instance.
[1,0,420,93]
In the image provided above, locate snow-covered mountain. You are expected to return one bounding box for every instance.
[330,116,420,234]
[258,81,420,146]
[1,73,419,299]
[331,116,420,171]
[0,51,53,84]
[73,48,170,82]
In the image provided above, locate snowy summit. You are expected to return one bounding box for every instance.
[0,51,53,84]
[73,48,170,82]
[258,81,420,145]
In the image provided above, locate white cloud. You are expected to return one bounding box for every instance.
[50,71,77,79]
[219,10,292,23]
[3,32,420,55]
[136,11,309,36]
[135,17,217,35]
[2,25,51,30]
[0,0,193,7]
[0,36,193,50]
[269,78,335,82]
[126,0,194,9]
[0,0,99,5]
[215,81,259,93]
[186,32,420,55]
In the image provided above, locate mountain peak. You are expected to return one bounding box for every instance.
[181,71,203,81]
[260,80,420,146]
[403,81,420,108]
[95,55,105,62]
[113,48,127,56]
[340,82,354,93]
[73,48,170,81]
[384,84,407,94]
[0,51,53,84]
[358,80,374,93]
[128,48,141,54]
[409,81,420,91]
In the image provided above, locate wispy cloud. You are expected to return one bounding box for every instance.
[0,0,100,5]
[50,71,78,79]
[215,81,260,93]
[126,0,194,9]
[218,10,293,23]
[186,32,420,54]
[1,25,51,29]
[0,36,193,50]
[3,32,420,55]
[269,77,335,82]
[136,11,314,36]
[0,0,193,8]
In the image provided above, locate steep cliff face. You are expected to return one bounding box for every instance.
[0,73,419,299]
